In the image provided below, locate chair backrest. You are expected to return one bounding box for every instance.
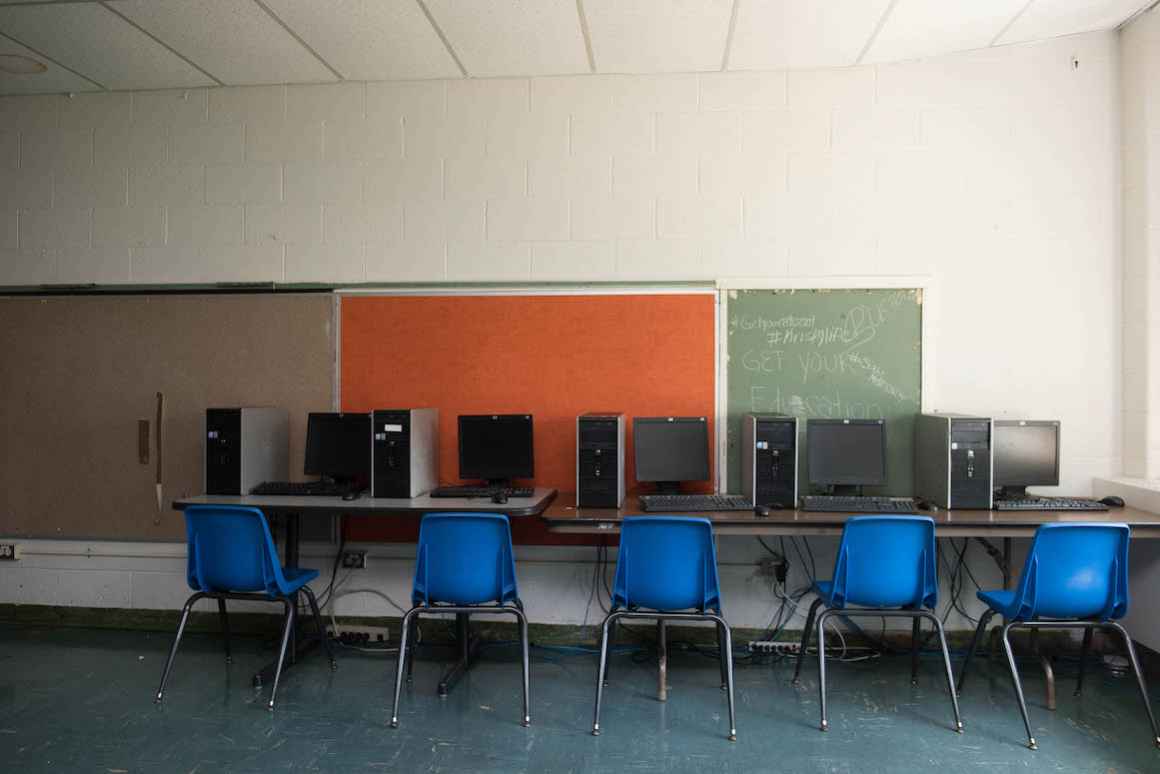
[611,516,722,613]
[183,505,289,596]
[828,516,937,609]
[412,513,519,607]
[1008,523,1130,621]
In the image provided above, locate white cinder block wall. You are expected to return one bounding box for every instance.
[0,32,1127,635]
[1120,4,1160,650]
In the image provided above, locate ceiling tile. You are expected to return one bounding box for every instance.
[425,0,588,77]
[0,3,213,91]
[729,0,892,70]
[998,0,1150,45]
[0,35,100,96]
[107,0,336,86]
[583,0,734,73]
[864,0,1027,64]
[262,0,460,80]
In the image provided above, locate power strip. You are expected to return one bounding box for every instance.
[328,625,391,645]
[748,641,801,655]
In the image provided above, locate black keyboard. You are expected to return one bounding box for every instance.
[800,495,918,514]
[429,486,535,499]
[638,494,753,512]
[251,481,359,497]
[994,497,1109,512]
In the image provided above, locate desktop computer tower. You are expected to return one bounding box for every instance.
[577,413,625,508]
[914,413,993,509]
[371,409,439,498]
[741,414,799,507]
[205,407,289,495]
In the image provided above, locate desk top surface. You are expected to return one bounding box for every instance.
[174,488,558,518]
[542,498,1160,530]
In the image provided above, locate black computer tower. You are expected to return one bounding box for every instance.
[914,413,993,509]
[371,409,439,498]
[577,413,625,508]
[740,414,798,507]
[205,407,289,495]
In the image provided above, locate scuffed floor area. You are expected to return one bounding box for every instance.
[1,625,1158,773]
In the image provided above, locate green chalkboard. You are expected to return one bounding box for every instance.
[725,288,922,496]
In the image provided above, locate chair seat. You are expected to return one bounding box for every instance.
[279,567,319,594]
[977,588,1017,618]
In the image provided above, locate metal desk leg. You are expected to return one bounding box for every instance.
[438,613,480,697]
[253,512,318,688]
[657,619,668,702]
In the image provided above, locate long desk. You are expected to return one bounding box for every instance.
[542,501,1160,538]
[172,488,557,694]
[544,498,1160,709]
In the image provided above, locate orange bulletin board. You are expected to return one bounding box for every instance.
[339,292,717,544]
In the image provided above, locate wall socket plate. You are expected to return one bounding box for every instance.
[0,543,21,561]
[340,550,367,569]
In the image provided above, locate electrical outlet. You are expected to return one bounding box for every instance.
[340,550,367,569]
[0,543,20,561]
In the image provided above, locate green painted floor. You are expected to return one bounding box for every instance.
[2,625,1159,773]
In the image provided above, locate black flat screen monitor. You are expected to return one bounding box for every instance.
[304,412,371,481]
[458,414,534,483]
[993,420,1060,495]
[633,417,710,489]
[807,419,887,488]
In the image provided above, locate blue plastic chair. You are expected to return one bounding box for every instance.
[792,516,962,734]
[154,505,334,710]
[390,513,530,729]
[591,516,737,741]
[958,523,1159,750]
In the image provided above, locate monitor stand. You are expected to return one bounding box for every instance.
[485,478,514,490]
[826,485,864,497]
[995,486,1028,500]
[651,482,683,495]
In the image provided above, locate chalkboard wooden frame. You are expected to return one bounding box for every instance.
[716,276,937,493]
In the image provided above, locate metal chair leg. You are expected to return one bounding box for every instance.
[717,616,737,742]
[657,619,668,702]
[793,598,823,685]
[1000,622,1036,749]
[1074,626,1093,697]
[602,618,615,687]
[154,593,202,703]
[1108,622,1160,749]
[515,607,531,727]
[267,600,296,711]
[390,607,417,728]
[716,621,729,691]
[592,612,617,736]
[926,613,963,733]
[217,598,231,665]
[405,616,417,684]
[958,611,993,693]
[910,616,922,686]
[817,609,829,731]
[302,586,336,670]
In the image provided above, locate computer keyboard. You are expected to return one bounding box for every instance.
[994,497,1109,512]
[638,494,753,512]
[799,495,919,514]
[429,485,535,499]
[251,480,360,497]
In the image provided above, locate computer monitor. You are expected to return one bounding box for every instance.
[633,416,710,492]
[806,419,886,494]
[458,414,534,485]
[993,420,1060,498]
[304,412,371,482]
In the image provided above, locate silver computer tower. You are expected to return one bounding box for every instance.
[914,413,993,509]
[204,407,289,495]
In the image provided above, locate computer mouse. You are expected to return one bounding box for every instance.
[342,491,358,501]
[1100,495,1125,508]
[915,498,934,511]
[491,491,509,505]
[754,505,772,518]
